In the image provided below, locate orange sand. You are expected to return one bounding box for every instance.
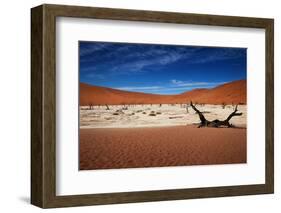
[80,80,246,106]
[79,125,246,170]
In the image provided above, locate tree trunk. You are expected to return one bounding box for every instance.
[190,101,242,128]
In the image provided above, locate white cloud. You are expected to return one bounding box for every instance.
[170,79,226,87]
[171,79,184,85]
[115,86,162,91]
[115,80,228,94]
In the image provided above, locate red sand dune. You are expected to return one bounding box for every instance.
[80,80,246,105]
[79,126,246,170]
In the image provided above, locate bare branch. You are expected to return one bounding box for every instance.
[225,105,242,122]
[190,101,242,128]
[190,101,207,123]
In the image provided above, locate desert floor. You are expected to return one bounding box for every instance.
[80,104,247,170]
[80,104,247,128]
[79,125,246,170]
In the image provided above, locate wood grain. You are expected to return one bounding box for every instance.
[31,5,44,207]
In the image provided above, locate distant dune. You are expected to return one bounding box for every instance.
[80,80,246,105]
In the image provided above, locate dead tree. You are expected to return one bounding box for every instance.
[105,104,110,110]
[186,104,189,113]
[231,102,235,110]
[88,102,93,110]
[190,101,242,128]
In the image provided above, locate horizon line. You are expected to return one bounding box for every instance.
[80,79,246,96]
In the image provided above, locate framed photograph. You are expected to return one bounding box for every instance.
[31,4,274,208]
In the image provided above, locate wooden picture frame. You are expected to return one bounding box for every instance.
[31,4,274,208]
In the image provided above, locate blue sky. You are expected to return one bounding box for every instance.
[79,41,246,95]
